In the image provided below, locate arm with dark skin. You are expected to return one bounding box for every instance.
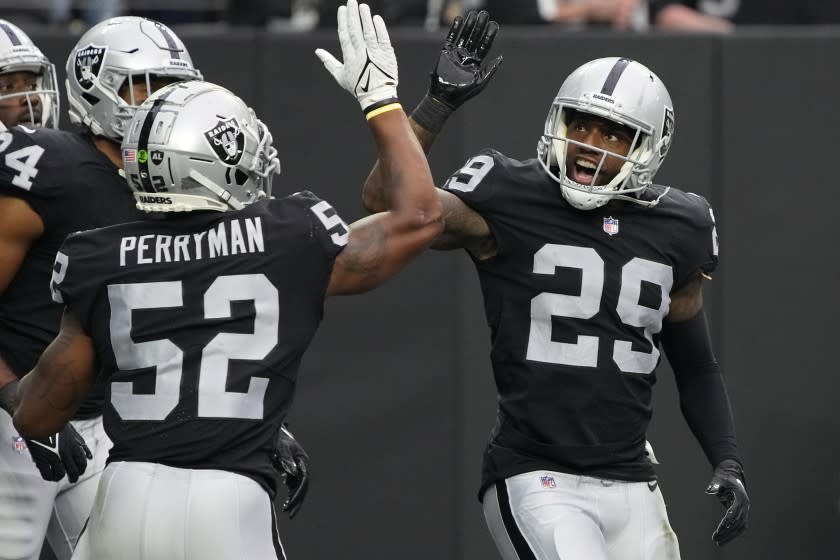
[13,311,97,438]
[362,10,501,259]
[327,109,443,295]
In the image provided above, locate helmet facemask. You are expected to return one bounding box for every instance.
[0,51,60,128]
[539,102,664,210]
[537,57,675,211]
[94,67,202,139]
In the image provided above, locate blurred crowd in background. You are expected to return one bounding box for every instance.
[1,0,839,33]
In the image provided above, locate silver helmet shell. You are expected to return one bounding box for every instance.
[537,57,675,210]
[66,16,202,141]
[0,19,59,128]
[122,80,279,213]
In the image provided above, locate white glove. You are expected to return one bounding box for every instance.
[315,0,398,113]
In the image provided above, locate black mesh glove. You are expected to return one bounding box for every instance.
[430,10,502,108]
[412,10,502,132]
[25,423,92,483]
[705,459,750,546]
[272,424,310,519]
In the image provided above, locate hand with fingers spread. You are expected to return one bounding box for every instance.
[706,459,750,546]
[272,424,310,519]
[412,10,502,133]
[315,0,399,116]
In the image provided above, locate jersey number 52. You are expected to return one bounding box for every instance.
[107,274,278,421]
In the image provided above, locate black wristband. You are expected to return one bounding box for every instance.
[363,97,401,119]
[0,380,19,416]
[410,94,454,134]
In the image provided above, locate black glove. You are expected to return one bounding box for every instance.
[705,459,750,546]
[430,10,502,109]
[25,423,92,483]
[272,424,310,519]
[412,10,502,132]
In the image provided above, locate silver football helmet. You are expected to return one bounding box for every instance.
[65,16,202,141]
[537,57,674,210]
[123,80,279,213]
[0,20,59,128]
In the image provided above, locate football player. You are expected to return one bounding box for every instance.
[0,20,59,129]
[362,14,750,560]
[0,17,312,560]
[0,17,202,560]
[12,2,441,558]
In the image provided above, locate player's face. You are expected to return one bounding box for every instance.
[564,111,634,186]
[118,75,182,105]
[0,71,42,127]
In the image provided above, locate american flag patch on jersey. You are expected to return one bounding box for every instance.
[123,149,136,162]
[540,475,556,488]
[603,216,619,236]
[12,436,26,454]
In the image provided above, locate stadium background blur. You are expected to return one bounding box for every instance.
[3,1,838,559]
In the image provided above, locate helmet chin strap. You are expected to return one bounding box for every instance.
[188,170,245,210]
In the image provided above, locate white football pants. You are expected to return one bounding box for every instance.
[0,412,109,560]
[483,470,681,560]
[72,461,287,560]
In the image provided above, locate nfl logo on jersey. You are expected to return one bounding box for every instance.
[603,216,619,236]
[540,475,556,488]
[12,436,26,454]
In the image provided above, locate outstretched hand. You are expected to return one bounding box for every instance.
[315,0,399,113]
[428,10,502,110]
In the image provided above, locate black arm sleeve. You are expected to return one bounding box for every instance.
[661,311,742,469]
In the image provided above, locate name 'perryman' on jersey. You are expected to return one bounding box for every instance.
[119,217,265,267]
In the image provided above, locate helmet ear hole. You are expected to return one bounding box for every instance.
[234,168,248,186]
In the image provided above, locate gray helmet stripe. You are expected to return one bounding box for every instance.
[600,58,631,96]
[154,23,181,60]
[0,22,21,46]
[137,88,176,192]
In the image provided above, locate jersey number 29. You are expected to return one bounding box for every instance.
[526,244,673,374]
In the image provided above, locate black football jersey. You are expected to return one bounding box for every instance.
[51,193,348,497]
[0,126,141,417]
[442,149,718,494]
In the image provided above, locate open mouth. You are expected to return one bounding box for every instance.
[569,157,604,186]
[18,112,42,126]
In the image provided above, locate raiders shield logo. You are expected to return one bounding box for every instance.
[74,44,107,91]
[203,117,244,165]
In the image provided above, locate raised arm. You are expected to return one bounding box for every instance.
[362,9,502,214]
[315,1,442,295]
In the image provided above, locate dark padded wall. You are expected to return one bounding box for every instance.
[717,30,840,560]
[26,26,840,560]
